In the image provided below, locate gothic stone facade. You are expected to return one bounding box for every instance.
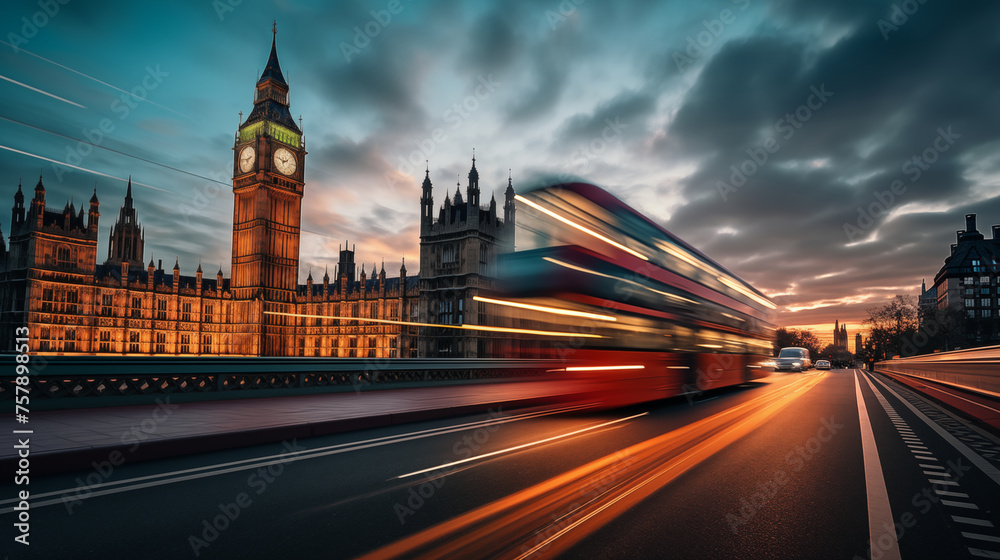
[0,31,514,358]
[417,160,516,358]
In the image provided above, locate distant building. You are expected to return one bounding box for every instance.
[918,278,937,314]
[0,28,515,357]
[926,213,1000,346]
[833,320,849,349]
[854,332,862,354]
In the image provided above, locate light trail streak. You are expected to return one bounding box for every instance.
[515,194,649,261]
[0,40,190,120]
[0,144,171,193]
[718,275,777,310]
[564,365,644,372]
[356,373,828,560]
[472,295,617,322]
[0,115,230,186]
[262,311,604,338]
[0,405,597,513]
[0,73,85,108]
[395,412,649,479]
[542,257,697,305]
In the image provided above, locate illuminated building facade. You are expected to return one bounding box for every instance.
[0,29,515,358]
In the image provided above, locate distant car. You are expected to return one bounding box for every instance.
[816,360,831,370]
[774,347,812,372]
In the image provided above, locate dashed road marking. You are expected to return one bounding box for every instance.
[964,533,1000,543]
[933,489,969,498]
[941,499,980,510]
[954,516,994,527]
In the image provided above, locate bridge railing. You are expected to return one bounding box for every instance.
[874,345,1000,398]
[0,356,561,409]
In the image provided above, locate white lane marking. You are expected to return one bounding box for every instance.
[941,500,980,509]
[0,404,594,512]
[929,479,960,486]
[924,471,950,476]
[953,516,994,527]
[919,456,940,461]
[963,533,1000,543]
[911,450,935,456]
[855,371,902,560]
[933,489,969,498]
[396,412,649,480]
[907,445,929,450]
[867,372,1000,487]
[921,464,945,469]
[969,547,1000,559]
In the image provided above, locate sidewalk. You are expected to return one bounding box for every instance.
[1,380,584,476]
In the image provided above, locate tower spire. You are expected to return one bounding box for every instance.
[258,23,288,89]
[467,151,479,207]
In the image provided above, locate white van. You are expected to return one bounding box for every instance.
[774,347,811,372]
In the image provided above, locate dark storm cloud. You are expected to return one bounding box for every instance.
[456,9,521,76]
[503,53,567,123]
[317,43,429,133]
[667,35,808,157]
[656,0,1000,327]
[766,0,883,26]
[555,89,657,146]
[501,20,587,123]
[311,135,395,180]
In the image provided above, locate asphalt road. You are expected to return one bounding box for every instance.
[3,369,999,560]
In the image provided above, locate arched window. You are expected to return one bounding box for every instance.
[56,245,71,267]
[442,244,456,264]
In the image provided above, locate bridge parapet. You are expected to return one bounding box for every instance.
[875,345,1000,398]
[0,356,558,410]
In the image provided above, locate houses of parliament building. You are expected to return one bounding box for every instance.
[0,30,516,358]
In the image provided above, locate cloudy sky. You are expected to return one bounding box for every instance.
[1,0,998,344]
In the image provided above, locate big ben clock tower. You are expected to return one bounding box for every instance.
[231,24,305,355]
[232,24,305,300]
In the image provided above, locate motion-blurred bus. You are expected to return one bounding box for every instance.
[479,181,777,407]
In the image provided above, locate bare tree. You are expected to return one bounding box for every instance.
[864,295,918,360]
[775,327,822,359]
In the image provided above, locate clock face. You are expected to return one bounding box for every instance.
[238,146,255,173]
[273,147,297,176]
